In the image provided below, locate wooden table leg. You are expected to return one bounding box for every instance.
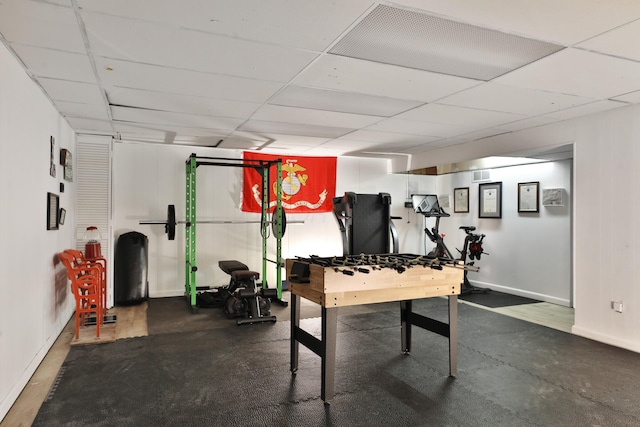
[321,306,338,404]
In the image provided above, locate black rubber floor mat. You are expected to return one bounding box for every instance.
[33,299,640,427]
[459,290,541,308]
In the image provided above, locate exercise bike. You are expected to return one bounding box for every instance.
[412,194,490,295]
[457,226,490,294]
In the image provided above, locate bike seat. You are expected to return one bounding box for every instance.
[460,226,476,232]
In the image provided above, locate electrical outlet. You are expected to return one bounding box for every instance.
[612,301,623,313]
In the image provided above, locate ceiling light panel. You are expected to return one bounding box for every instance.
[269,86,423,117]
[329,4,564,81]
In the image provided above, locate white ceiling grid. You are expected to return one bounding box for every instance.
[2,0,640,159]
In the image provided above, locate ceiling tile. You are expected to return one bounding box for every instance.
[541,100,628,121]
[495,116,561,132]
[336,129,439,145]
[395,104,527,128]
[110,106,244,131]
[37,78,104,104]
[65,117,114,133]
[577,19,640,61]
[0,0,85,52]
[77,0,373,51]
[292,54,480,102]
[238,120,354,139]
[95,57,283,103]
[612,90,640,104]
[54,100,110,120]
[495,48,640,99]
[269,86,424,117]
[251,105,382,128]
[437,82,596,116]
[82,12,318,82]
[10,45,96,83]
[366,118,469,138]
[226,132,331,147]
[107,87,260,119]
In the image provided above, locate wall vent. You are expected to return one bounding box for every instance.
[472,170,491,182]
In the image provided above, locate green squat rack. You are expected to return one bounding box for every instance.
[184,154,285,313]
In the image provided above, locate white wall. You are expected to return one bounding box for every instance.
[112,142,436,296]
[436,160,572,305]
[0,43,77,421]
[410,103,640,353]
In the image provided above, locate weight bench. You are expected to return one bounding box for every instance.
[218,260,277,325]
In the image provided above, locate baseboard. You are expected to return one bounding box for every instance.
[469,280,571,307]
[572,325,640,353]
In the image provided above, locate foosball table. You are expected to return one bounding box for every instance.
[286,253,468,404]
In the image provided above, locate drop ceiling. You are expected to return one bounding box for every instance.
[2,0,640,159]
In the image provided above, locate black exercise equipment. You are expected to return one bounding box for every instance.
[217,260,277,325]
[114,231,149,306]
[332,192,400,256]
[411,195,489,294]
[457,226,491,294]
[140,203,296,241]
[411,194,454,260]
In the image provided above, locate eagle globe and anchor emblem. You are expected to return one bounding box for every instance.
[252,159,327,210]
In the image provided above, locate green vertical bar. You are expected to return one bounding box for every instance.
[275,160,283,300]
[186,154,197,310]
[261,162,269,289]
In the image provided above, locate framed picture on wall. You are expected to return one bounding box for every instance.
[518,181,539,213]
[453,187,469,213]
[47,192,59,230]
[479,182,502,218]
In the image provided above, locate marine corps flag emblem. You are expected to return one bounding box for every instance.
[242,152,336,213]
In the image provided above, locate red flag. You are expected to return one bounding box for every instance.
[242,152,336,213]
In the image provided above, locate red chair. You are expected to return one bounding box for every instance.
[65,249,107,317]
[58,252,103,340]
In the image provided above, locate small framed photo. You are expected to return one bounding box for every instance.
[47,192,59,230]
[543,188,564,206]
[59,208,66,225]
[479,182,502,218]
[453,187,469,213]
[518,181,540,213]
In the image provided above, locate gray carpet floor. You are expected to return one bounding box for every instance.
[34,296,640,426]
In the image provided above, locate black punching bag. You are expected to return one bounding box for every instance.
[114,231,149,305]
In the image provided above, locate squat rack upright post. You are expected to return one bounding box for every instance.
[184,154,284,313]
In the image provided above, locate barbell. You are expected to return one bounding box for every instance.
[140,204,299,240]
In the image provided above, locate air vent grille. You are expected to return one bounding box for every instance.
[329,5,564,81]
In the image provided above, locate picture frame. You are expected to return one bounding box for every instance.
[479,182,502,218]
[49,136,56,178]
[60,148,73,181]
[59,208,66,225]
[542,188,564,206]
[518,181,540,213]
[47,192,59,230]
[453,187,469,213]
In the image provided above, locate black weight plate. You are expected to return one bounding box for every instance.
[167,204,176,240]
[271,208,287,238]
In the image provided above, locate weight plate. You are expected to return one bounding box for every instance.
[271,208,287,239]
[167,204,176,240]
